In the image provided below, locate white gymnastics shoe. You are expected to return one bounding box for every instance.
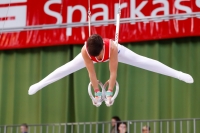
[28,83,41,95]
[104,91,114,107]
[92,92,103,107]
[178,71,194,83]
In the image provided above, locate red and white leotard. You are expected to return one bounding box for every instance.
[85,38,111,63]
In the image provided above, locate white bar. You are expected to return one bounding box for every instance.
[115,123,117,132]
[108,123,110,133]
[127,121,130,133]
[64,124,66,133]
[46,126,48,133]
[77,124,79,133]
[95,124,98,133]
[0,12,200,33]
[160,122,162,133]
[147,122,150,127]
[84,123,85,133]
[180,121,182,133]
[90,123,91,133]
[0,0,26,4]
[34,126,36,133]
[71,124,73,133]
[114,13,120,44]
[88,15,91,36]
[134,122,136,133]
[3,126,6,133]
[167,121,169,133]
[193,119,196,133]
[174,122,176,133]
[58,125,61,133]
[102,123,104,133]
[16,127,18,133]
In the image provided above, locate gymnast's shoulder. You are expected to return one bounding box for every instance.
[110,40,118,56]
[81,45,88,58]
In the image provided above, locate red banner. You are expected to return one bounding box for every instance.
[0,0,200,50]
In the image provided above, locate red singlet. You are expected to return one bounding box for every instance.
[85,38,111,63]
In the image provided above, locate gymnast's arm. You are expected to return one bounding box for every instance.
[108,41,118,91]
[81,47,99,91]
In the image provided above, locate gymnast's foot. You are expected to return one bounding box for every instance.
[178,71,194,83]
[28,83,41,95]
[92,92,103,107]
[105,90,114,107]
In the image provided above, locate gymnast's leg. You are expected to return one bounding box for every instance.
[117,44,193,83]
[28,53,86,95]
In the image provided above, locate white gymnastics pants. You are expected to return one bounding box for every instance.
[35,44,190,90]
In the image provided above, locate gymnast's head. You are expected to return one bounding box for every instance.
[87,34,104,56]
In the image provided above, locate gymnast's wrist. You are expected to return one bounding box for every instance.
[108,88,113,92]
[94,88,100,92]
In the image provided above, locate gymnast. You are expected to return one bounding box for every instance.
[28,34,193,106]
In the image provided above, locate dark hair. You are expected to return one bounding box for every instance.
[112,116,121,122]
[142,126,151,131]
[87,34,104,56]
[112,116,121,132]
[21,123,28,128]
